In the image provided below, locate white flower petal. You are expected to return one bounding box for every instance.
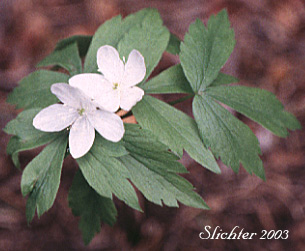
[51,83,85,109]
[94,88,120,112]
[69,73,109,100]
[33,104,78,132]
[120,86,144,111]
[69,116,95,158]
[122,49,146,87]
[97,45,124,84]
[69,73,120,112]
[87,110,124,142]
[52,82,97,112]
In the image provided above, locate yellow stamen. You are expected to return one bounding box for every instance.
[78,108,85,115]
[113,83,119,90]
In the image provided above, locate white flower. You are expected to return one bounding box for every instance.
[33,83,124,159]
[69,45,146,112]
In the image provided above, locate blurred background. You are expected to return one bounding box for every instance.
[0,0,304,250]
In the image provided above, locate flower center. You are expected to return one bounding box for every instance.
[78,108,85,116]
[113,83,119,90]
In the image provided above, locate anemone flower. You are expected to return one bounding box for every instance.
[69,45,146,112]
[33,83,124,158]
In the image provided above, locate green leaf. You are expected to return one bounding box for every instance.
[6,136,24,168]
[166,33,181,55]
[124,124,169,152]
[7,70,69,109]
[93,133,128,157]
[76,138,141,212]
[206,85,301,137]
[180,10,235,92]
[4,109,57,140]
[118,9,170,81]
[36,42,82,75]
[68,170,117,245]
[132,95,220,173]
[200,10,235,89]
[180,19,205,92]
[120,155,208,209]
[140,64,193,94]
[123,124,188,174]
[84,8,153,73]
[121,124,207,209]
[209,72,239,87]
[193,94,265,179]
[54,35,92,58]
[21,134,68,222]
[5,109,63,168]
[7,134,62,169]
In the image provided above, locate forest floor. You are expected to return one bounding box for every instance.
[0,0,304,250]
